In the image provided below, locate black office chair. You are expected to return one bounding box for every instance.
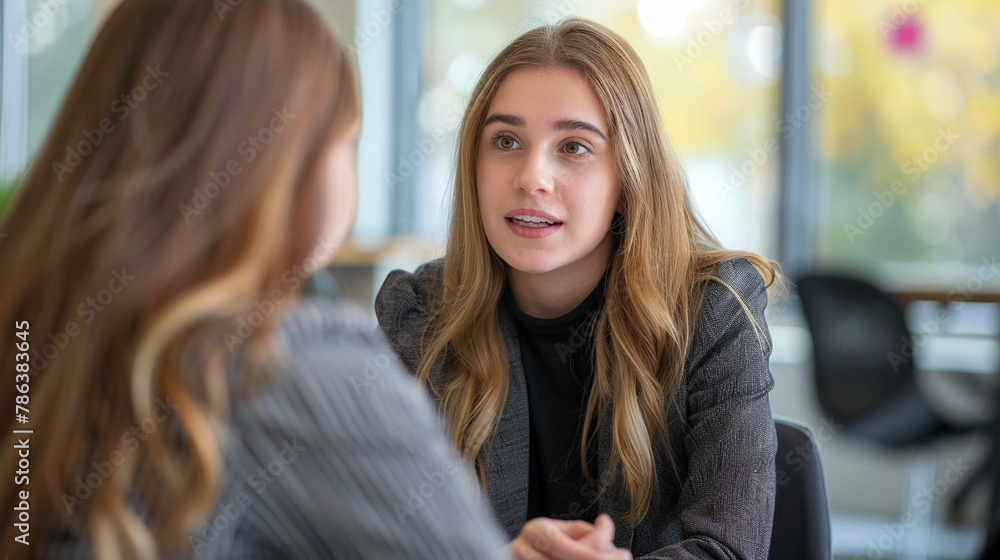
[797,273,992,519]
[768,416,831,560]
[797,273,960,445]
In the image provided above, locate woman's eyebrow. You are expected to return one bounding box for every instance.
[553,119,607,141]
[483,113,524,127]
[482,114,607,142]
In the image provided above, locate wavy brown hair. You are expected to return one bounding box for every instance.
[0,0,358,557]
[418,18,780,522]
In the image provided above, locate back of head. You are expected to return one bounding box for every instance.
[0,0,358,557]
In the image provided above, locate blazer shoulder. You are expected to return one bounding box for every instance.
[686,257,772,373]
[700,256,768,319]
[375,258,444,321]
[374,258,446,374]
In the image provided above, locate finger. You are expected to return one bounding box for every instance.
[553,520,598,540]
[577,514,615,550]
[508,539,558,560]
[595,514,616,541]
[531,521,624,560]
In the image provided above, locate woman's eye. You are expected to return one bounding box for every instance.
[564,142,589,155]
[495,135,519,150]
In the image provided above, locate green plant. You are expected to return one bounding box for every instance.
[0,177,22,221]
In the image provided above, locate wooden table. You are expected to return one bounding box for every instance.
[891,290,1000,307]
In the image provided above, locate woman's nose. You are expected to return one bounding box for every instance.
[514,149,555,195]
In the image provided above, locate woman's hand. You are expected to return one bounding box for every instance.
[507,514,633,560]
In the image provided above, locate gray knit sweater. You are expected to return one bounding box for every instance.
[196,300,510,558]
[375,257,778,560]
[46,300,510,559]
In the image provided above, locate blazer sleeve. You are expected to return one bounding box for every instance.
[643,258,777,560]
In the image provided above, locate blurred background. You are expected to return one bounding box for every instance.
[2,0,999,558]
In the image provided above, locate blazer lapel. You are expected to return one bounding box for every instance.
[483,306,531,540]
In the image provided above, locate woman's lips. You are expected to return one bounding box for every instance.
[502,208,562,238]
[504,208,561,222]
[505,216,561,238]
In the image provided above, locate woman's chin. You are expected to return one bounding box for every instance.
[500,254,564,277]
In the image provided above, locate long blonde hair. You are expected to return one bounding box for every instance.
[0,0,358,557]
[418,18,780,522]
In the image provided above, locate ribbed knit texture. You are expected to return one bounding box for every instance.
[46,299,511,559]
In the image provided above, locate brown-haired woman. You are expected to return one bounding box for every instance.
[377,18,783,559]
[0,2,630,559]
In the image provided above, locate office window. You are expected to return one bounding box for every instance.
[1,0,94,185]
[416,0,782,256]
[812,0,1000,290]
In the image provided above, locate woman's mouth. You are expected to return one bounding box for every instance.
[508,215,558,228]
[504,213,562,239]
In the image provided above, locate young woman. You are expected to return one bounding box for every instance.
[0,2,630,559]
[377,18,782,560]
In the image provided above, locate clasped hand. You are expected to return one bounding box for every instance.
[508,513,633,560]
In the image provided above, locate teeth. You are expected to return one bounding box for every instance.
[511,215,555,225]
[511,219,551,228]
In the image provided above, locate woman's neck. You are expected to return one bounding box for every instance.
[507,233,613,319]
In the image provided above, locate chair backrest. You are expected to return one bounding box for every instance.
[769,416,831,560]
[796,273,915,423]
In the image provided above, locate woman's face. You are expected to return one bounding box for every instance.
[476,66,620,279]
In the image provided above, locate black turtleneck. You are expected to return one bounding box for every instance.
[501,280,603,522]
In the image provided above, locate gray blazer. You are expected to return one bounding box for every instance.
[375,257,778,560]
